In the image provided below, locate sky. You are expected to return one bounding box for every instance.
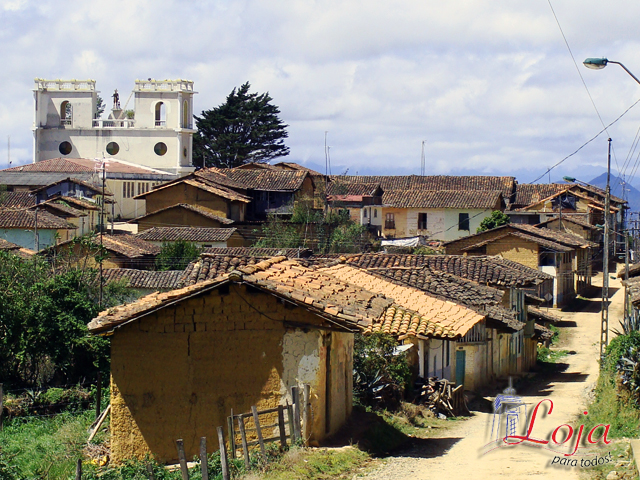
[3,0,640,186]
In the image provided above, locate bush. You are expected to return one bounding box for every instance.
[353,333,411,410]
[156,240,201,271]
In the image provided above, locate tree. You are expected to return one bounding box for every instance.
[477,210,510,233]
[193,82,290,168]
[155,240,201,271]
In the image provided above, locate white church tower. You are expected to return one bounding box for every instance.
[32,78,197,175]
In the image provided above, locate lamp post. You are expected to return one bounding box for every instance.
[583,56,640,358]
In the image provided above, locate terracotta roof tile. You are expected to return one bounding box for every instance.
[0,192,35,208]
[0,238,21,250]
[130,204,235,225]
[137,227,238,243]
[384,190,503,209]
[2,158,173,176]
[326,182,382,197]
[202,168,309,191]
[511,184,567,209]
[0,208,75,229]
[528,306,562,323]
[135,178,250,203]
[459,231,574,253]
[103,268,183,290]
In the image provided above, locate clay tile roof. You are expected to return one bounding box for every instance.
[318,263,484,337]
[55,196,100,211]
[273,162,324,176]
[0,192,36,208]
[2,157,173,176]
[339,253,552,287]
[137,227,238,243]
[201,247,313,258]
[134,178,250,203]
[326,182,382,197]
[88,256,394,335]
[511,184,567,209]
[30,177,111,195]
[205,167,309,191]
[61,234,160,258]
[331,175,516,199]
[510,224,596,248]
[534,323,554,341]
[620,263,640,279]
[0,208,75,229]
[459,231,574,253]
[536,215,599,230]
[528,306,562,323]
[384,190,503,209]
[129,204,235,225]
[0,238,21,250]
[103,268,183,290]
[36,199,88,217]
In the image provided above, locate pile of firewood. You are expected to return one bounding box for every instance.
[416,377,469,417]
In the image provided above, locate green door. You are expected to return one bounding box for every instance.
[455,350,466,387]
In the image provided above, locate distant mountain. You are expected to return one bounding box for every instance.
[588,173,640,212]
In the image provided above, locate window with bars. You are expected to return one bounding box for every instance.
[458,212,470,231]
[418,212,428,230]
[458,321,486,343]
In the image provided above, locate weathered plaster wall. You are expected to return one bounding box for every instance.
[485,238,539,270]
[109,284,352,464]
[137,209,227,232]
[144,183,230,217]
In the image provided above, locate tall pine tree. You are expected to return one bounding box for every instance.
[193,82,290,168]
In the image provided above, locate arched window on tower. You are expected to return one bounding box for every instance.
[182,100,189,128]
[155,102,166,127]
[60,101,72,126]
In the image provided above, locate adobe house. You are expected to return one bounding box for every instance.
[443,224,595,307]
[130,203,235,232]
[326,181,384,236]
[88,256,400,464]
[0,208,76,250]
[133,178,250,222]
[103,268,183,296]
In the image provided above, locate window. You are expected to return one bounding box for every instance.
[385,213,395,229]
[154,142,168,156]
[155,102,166,126]
[363,209,367,218]
[59,141,72,155]
[374,209,377,218]
[122,181,135,199]
[183,100,189,128]
[418,212,428,230]
[106,142,119,156]
[458,212,470,231]
[60,101,72,126]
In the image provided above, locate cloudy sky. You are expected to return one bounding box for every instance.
[3,0,640,185]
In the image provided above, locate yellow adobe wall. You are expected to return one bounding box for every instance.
[109,284,352,464]
[145,183,230,217]
[485,237,539,270]
[381,207,408,238]
[444,228,510,255]
[457,342,488,391]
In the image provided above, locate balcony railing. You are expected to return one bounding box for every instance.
[135,79,194,92]
[92,119,136,128]
[60,119,72,127]
[385,221,396,230]
[155,120,166,127]
[35,78,96,91]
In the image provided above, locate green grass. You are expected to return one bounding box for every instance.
[0,409,99,480]
[581,441,638,480]
[582,375,640,440]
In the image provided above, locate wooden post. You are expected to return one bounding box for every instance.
[146,463,155,480]
[251,406,266,456]
[228,409,236,459]
[237,416,250,470]
[303,384,310,445]
[291,386,302,442]
[277,405,287,448]
[217,426,230,480]
[175,439,190,480]
[95,372,102,420]
[287,403,297,443]
[75,459,82,480]
[199,437,209,480]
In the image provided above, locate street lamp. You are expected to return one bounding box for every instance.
[582,56,640,359]
[583,58,640,85]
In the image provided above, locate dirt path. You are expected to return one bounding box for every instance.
[365,271,624,480]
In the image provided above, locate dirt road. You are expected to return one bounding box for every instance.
[365,272,624,480]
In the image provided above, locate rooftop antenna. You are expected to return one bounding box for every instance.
[421,140,426,176]
[327,146,332,176]
[7,136,10,168]
[324,131,329,176]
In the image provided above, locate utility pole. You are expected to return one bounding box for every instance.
[600,138,612,360]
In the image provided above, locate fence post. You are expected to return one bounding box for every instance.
[95,372,102,420]
[291,386,302,442]
[303,384,310,445]
[175,439,190,480]
[227,409,236,459]
[75,459,82,480]
[251,406,266,456]
[199,436,209,480]
[217,426,230,480]
[277,405,287,448]
[237,416,251,470]
[146,463,155,480]
[287,403,296,443]
[0,383,3,432]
